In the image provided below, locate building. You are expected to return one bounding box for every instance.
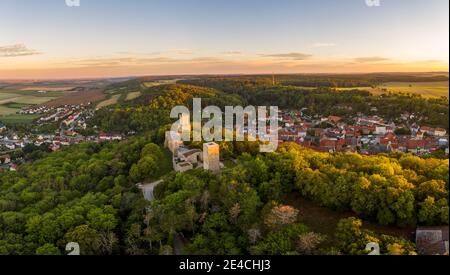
[375,126,387,135]
[99,133,123,142]
[328,116,342,124]
[416,226,449,255]
[203,142,221,173]
[165,131,184,154]
[173,147,203,172]
[174,161,194,172]
[434,128,447,137]
[406,139,427,154]
[319,138,337,153]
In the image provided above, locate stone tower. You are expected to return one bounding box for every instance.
[165,131,183,154]
[203,142,220,173]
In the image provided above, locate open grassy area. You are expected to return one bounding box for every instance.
[4,102,30,109]
[142,79,178,88]
[96,94,121,109]
[125,91,142,101]
[0,105,20,116]
[0,114,41,125]
[378,81,449,98]
[337,81,449,98]
[0,89,67,97]
[0,89,66,115]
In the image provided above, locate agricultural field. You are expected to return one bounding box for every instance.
[0,89,66,124]
[96,94,120,109]
[337,81,449,98]
[0,114,42,125]
[125,91,142,101]
[43,89,106,107]
[142,79,179,88]
[377,81,449,98]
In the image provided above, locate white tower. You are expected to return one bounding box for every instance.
[203,142,220,173]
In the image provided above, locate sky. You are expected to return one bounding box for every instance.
[0,0,448,79]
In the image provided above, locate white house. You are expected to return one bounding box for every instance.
[434,128,447,137]
[375,126,387,135]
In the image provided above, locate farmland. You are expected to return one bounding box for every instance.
[125,91,142,101]
[0,86,106,124]
[0,114,42,124]
[42,89,106,107]
[377,81,449,98]
[0,89,65,123]
[96,94,120,109]
[337,81,449,98]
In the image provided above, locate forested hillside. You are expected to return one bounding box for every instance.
[0,81,448,255]
[179,78,449,129]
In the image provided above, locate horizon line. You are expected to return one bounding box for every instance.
[1,71,449,81]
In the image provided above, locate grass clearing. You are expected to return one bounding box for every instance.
[0,89,66,115]
[0,114,41,125]
[96,94,120,109]
[0,105,21,116]
[142,79,178,88]
[1,89,67,97]
[337,81,449,98]
[125,91,142,101]
[18,86,75,91]
[0,92,20,101]
[4,102,30,109]
[378,81,449,98]
[13,96,59,105]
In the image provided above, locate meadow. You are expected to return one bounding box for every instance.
[337,81,449,98]
[96,94,121,109]
[0,114,42,124]
[0,89,66,124]
[377,81,449,98]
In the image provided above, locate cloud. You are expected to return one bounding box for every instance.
[354,56,390,63]
[312,42,336,48]
[260,52,312,60]
[0,44,41,57]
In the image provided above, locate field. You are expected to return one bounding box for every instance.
[0,89,65,124]
[96,94,121,109]
[0,114,42,124]
[377,81,449,98]
[43,89,106,107]
[337,81,449,98]
[125,91,142,101]
[0,87,106,124]
[142,79,179,88]
[18,86,76,91]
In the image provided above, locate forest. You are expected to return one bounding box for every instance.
[0,81,448,255]
[179,73,449,88]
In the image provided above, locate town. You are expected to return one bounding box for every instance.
[1,101,448,173]
[277,110,449,156]
[0,103,123,172]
